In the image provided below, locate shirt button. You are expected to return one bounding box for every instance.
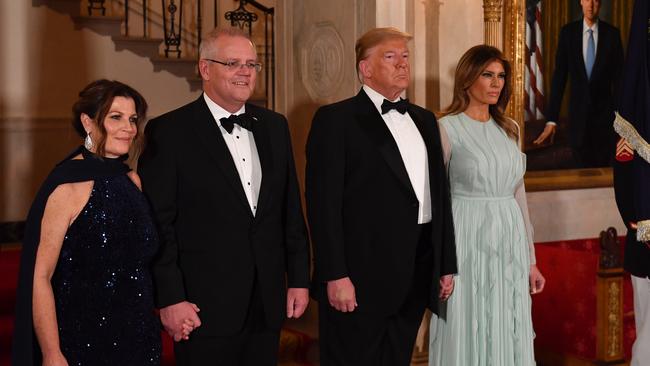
[247,182,251,186]
[236,136,240,139]
[243,158,246,161]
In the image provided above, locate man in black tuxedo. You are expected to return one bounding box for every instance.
[138,27,310,366]
[613,1,650,364]
[305,27,456,366]
[534,0,623,167]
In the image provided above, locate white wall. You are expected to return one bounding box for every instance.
[528,188,627,243]
[436,0,484,109]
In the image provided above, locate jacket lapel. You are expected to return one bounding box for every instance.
[408,105,440,213]
[189,96,253,217]
[354,90,417,200]
[248,106,274,219]
[590,23,607,82]
[573,22,590,82]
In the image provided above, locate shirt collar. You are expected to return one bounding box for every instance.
[363,84,405,115]
[583,18,599,33]
[203,93,246,126]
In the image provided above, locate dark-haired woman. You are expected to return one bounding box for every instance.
[428,45,545,366]
[12,80,168,365]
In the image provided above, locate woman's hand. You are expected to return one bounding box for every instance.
[42,351,69,366]
[529,264,546,294]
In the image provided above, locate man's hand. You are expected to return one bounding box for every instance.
[160,301,201,342]
[529,265,546,294]
[286,288,309,318]
[327,277,357,312]
[533,124,556,145]
[439,274,454,301]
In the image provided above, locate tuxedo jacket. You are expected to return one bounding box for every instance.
[305,89,457,316]
[138,96,310,336]
[546,19,623,149]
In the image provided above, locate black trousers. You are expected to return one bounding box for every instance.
[174,279,280,366]
[318,225,433,366]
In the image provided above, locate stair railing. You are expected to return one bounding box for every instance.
[85,0,274,109]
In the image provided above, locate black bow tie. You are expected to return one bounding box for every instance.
[381,98,409,115]
[220,113,253,134]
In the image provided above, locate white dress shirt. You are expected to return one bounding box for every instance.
[363,85,431,224]
[203,93,262,216]
[582,19,599,65]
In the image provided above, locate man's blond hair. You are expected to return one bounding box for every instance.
[355,27,413,81]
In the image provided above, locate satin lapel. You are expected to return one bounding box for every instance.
[354,90,416,199]
[249,107,273,219]
[189,97,253,216]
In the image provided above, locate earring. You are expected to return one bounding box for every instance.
[84,133,93,150]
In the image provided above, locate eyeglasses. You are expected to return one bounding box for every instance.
[203,58,263,73]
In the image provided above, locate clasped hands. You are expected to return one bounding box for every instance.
[159,301,201,342]
[160,288,310,342]
[327,275,456,313]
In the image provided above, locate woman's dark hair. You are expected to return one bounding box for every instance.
[72,79,148,157]
[440,45,518,140]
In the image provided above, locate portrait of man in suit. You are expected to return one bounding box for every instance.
[138,27,310,366]
[305,27,457,366]
[533,0,624,168]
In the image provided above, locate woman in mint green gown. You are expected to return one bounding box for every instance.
[429,45,546,366]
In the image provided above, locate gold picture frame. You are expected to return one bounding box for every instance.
[502,0,613,191]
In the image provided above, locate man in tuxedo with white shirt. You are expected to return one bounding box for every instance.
[534,0,623,167]
[138,27,310,365]
[305,27,457,366]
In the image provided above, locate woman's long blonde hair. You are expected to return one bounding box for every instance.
[440,45,518,140]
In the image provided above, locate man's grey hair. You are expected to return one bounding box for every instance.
[199,27,255,59]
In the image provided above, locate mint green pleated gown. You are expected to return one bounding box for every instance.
[429,113,536,366]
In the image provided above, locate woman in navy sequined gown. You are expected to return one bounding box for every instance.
[12,80,166,366]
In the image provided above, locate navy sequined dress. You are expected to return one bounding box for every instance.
[51,173,161,365]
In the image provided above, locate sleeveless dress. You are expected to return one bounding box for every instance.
[51,173,161,365]
[429,113,536,366]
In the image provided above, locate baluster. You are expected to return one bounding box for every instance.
[143,0,148,37]
[124,0,129,36]
[270,13,275,109]
[225,0,257,33]
[162,0,183,58]
[88,0,106,16]
[197,0,202,60]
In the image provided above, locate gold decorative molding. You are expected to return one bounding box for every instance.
[483,0,503,22]
[606,281,621,357]
[596,268,625,364]
[502,0,525,137]
[483,0,503,49]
